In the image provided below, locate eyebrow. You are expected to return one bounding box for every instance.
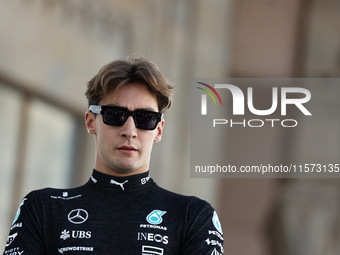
[105,104,158,112]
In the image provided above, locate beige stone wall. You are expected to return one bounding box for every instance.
[2,0,340,254]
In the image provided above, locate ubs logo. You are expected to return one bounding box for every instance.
[68,209,88,224]
[60,229,91,240]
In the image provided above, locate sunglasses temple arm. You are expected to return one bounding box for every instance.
[89,105,101,114]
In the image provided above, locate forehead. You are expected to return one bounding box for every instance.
[99,83,159,111]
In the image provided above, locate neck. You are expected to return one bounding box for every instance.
[94,165,149,177]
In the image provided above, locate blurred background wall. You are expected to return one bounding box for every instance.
[1,0,340,254]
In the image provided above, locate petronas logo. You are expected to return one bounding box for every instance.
[212,211,223,234]
[12,198,27,225]
[146,210,166,225]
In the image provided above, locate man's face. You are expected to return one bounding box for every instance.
[85,83,164,176]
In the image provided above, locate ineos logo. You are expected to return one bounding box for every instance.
[68,209,88,224]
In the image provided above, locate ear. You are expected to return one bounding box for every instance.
[85,111,97,135]
[154,119,164,143]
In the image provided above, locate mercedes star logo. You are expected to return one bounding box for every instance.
[68,209,88,224]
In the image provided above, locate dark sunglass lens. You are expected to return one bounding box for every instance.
[135,111,158,130]
[103,107,127,126]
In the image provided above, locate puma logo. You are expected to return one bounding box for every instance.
[110,180,128,190]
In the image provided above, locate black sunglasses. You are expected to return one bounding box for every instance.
[89,105,162,130]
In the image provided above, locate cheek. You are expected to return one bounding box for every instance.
[140,133,156,152]
[96,126,117,149]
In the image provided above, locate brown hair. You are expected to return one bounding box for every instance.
[85,57,173,112]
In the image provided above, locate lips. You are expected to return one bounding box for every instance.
[117,145,137,155]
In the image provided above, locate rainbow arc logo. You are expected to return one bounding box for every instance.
[196,82,222,115]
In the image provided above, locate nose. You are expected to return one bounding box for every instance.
[120,116,137,138]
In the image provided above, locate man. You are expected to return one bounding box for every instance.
[3,58,224,254]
